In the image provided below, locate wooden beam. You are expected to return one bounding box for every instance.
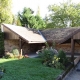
[19,37,22,56]
[75,40,80,45]
[71,37,75,64]
[22,40,26,47]
[19,38,21,49]
[74,56,80,65]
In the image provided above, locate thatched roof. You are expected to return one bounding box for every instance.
[2,24,80,44]
[1,24,46,43]
[41,27,80,44]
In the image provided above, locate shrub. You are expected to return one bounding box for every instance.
[0,31,4,57]
[37,43,67,69]
[4,52,14,59]
[38,47,55,63]
[52,55,60,67]
[58,49,69,66]
[4,48,20,59]
[4,55,10,59]
[12,48,19,57]
[49,55,65,69]
[0,66,5,73]
[37,43,60,68]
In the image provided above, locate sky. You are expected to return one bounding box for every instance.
[12,0,80,18]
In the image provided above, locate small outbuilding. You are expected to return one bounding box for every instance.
[1,23,80,62]
[42,27,80,62]
[1,24,46,55]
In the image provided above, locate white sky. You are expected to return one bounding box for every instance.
[12,0,80,18]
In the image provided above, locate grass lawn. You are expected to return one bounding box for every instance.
[0,58,63,80]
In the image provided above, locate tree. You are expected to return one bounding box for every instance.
[0,0,13,25]
[17,7,34,27]
[36,6,40,16]
[34,15,46,29]
[46,1,80,28]
[17,7,46,29]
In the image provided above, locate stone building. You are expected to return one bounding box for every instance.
[1,24,46,55]
[1,23,80,60]
[41,27,80,54]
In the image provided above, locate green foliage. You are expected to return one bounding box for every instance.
[0,58,62,80]
[0,67,4,72]
[12,48,19,57]
[38,47,55,63]
[58,49,69,66]
[16,15,22,26]
[4,48,20,59]
[4,55,10,59]
[52,55,60,67]
[46,1,80,28]
[37,43,70,69]
[34,15,46,29]
[37,44,63,69]
[52,55,65,69]
[17,7,46,29]
[4,52,14,59]
[0,31,4,57]
[17,7,33,26]
[0,66,5,79]
[0,0,13,25]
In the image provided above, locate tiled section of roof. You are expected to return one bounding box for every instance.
[2,24,46,43]
[41,27,80,43]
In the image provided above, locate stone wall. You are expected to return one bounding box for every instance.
[4,40,20,54]
[5,40,80,55]
[22,43,43,54]
[55,43,80,54]
[4,39,43,55]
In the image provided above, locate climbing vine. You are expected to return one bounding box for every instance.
[0,30,4,57]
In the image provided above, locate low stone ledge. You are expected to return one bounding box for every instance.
[56,64,73,80]
[55,57,80,80]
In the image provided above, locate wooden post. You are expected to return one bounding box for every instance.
[71,37,75,64]
[21,49,22,56]
[19,38,22,56]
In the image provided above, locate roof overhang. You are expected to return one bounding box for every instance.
[1,23,46,44]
